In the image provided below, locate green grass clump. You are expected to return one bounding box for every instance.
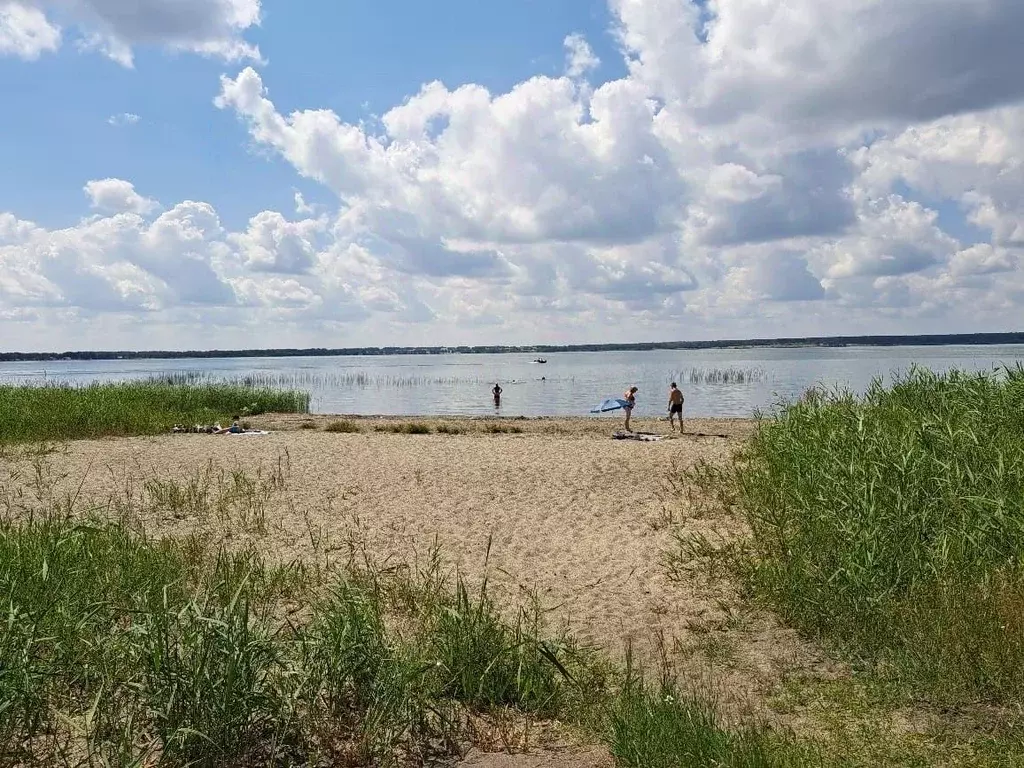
[0,520,289,766]
[375,422,433,435]
[701,366,1024,703]
[0,380,309,443]
[0,511,816,766]
[609,663,799,768]
[0,515,577,765]
[324,419,361,433]
[483,423,524,434]
[435,424,465,435]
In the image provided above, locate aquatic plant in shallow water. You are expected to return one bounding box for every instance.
[683,367,770,385]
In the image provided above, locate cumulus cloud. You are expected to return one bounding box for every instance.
[949,244,1019,277]
[84,178,158,215]
[675,0,1024,128]
[1,203,227,312]
[3,0,261,65]
[201,0,1024,339]
[216,68,682,247]
[0,2,60,59]
[231,211,323,274]
[729,251,825,303]
[5,0,1024,348]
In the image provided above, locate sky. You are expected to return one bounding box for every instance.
[1,0,1023,352]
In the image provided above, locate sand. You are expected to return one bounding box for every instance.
[1,414,835,764]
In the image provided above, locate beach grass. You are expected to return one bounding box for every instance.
[684,366,1024,706]
[0,380,310,443]
[608,664,809,768]
[483,423,525,434]
[0,464,816,767]
[435,423,465,434]
[375,422,433,435]
[324,419,361,433]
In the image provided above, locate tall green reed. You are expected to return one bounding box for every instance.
[0,380,310,443]
[693,366,1024,703]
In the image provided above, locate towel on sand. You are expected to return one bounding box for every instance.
[612,431,664,442]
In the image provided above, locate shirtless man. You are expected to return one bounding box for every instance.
[492,382,503,407]
[668,383,684,432]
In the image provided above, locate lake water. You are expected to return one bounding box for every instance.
[2,345,1023,418]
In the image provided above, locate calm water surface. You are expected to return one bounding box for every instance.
[2,346,1023,418]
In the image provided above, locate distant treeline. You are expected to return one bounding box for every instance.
[2,332,1023,363]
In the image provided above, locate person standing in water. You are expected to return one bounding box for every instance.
[492,382,503,407]
[623,386,638,432]
[668,382,685,432]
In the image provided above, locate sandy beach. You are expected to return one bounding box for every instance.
[1,414,833,753]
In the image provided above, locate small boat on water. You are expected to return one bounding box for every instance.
[533,358,547,364]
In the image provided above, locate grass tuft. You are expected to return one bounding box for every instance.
[436,424,465,435]
[324,420,361,433]
[483,423,524,434]
[375,422,433,435]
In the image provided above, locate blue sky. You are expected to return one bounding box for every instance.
[1,0,1022,351]
[0,0,625,230]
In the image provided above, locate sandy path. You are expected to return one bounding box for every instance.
[3,417,738,651]
[2,416,830,726]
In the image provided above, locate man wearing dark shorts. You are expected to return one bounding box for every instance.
[668,383,684,432]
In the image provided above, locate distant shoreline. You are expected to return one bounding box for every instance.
[2,332,1023,363]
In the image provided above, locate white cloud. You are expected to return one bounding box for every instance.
[949,244,1019,277]
[7,0,261,65]
[564,33,599,78]
[5,0,1024,348]
[293,191,314,216]
[819,193,958,280]
[107,112,140,126]
[728,251,824,303]
[0,1,60,60]
[678,0,1024,129]
[84,178,158,215]
[0,203,232,313]
[230,210,324,274]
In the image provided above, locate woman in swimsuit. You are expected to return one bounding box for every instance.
[623,386,638,432]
